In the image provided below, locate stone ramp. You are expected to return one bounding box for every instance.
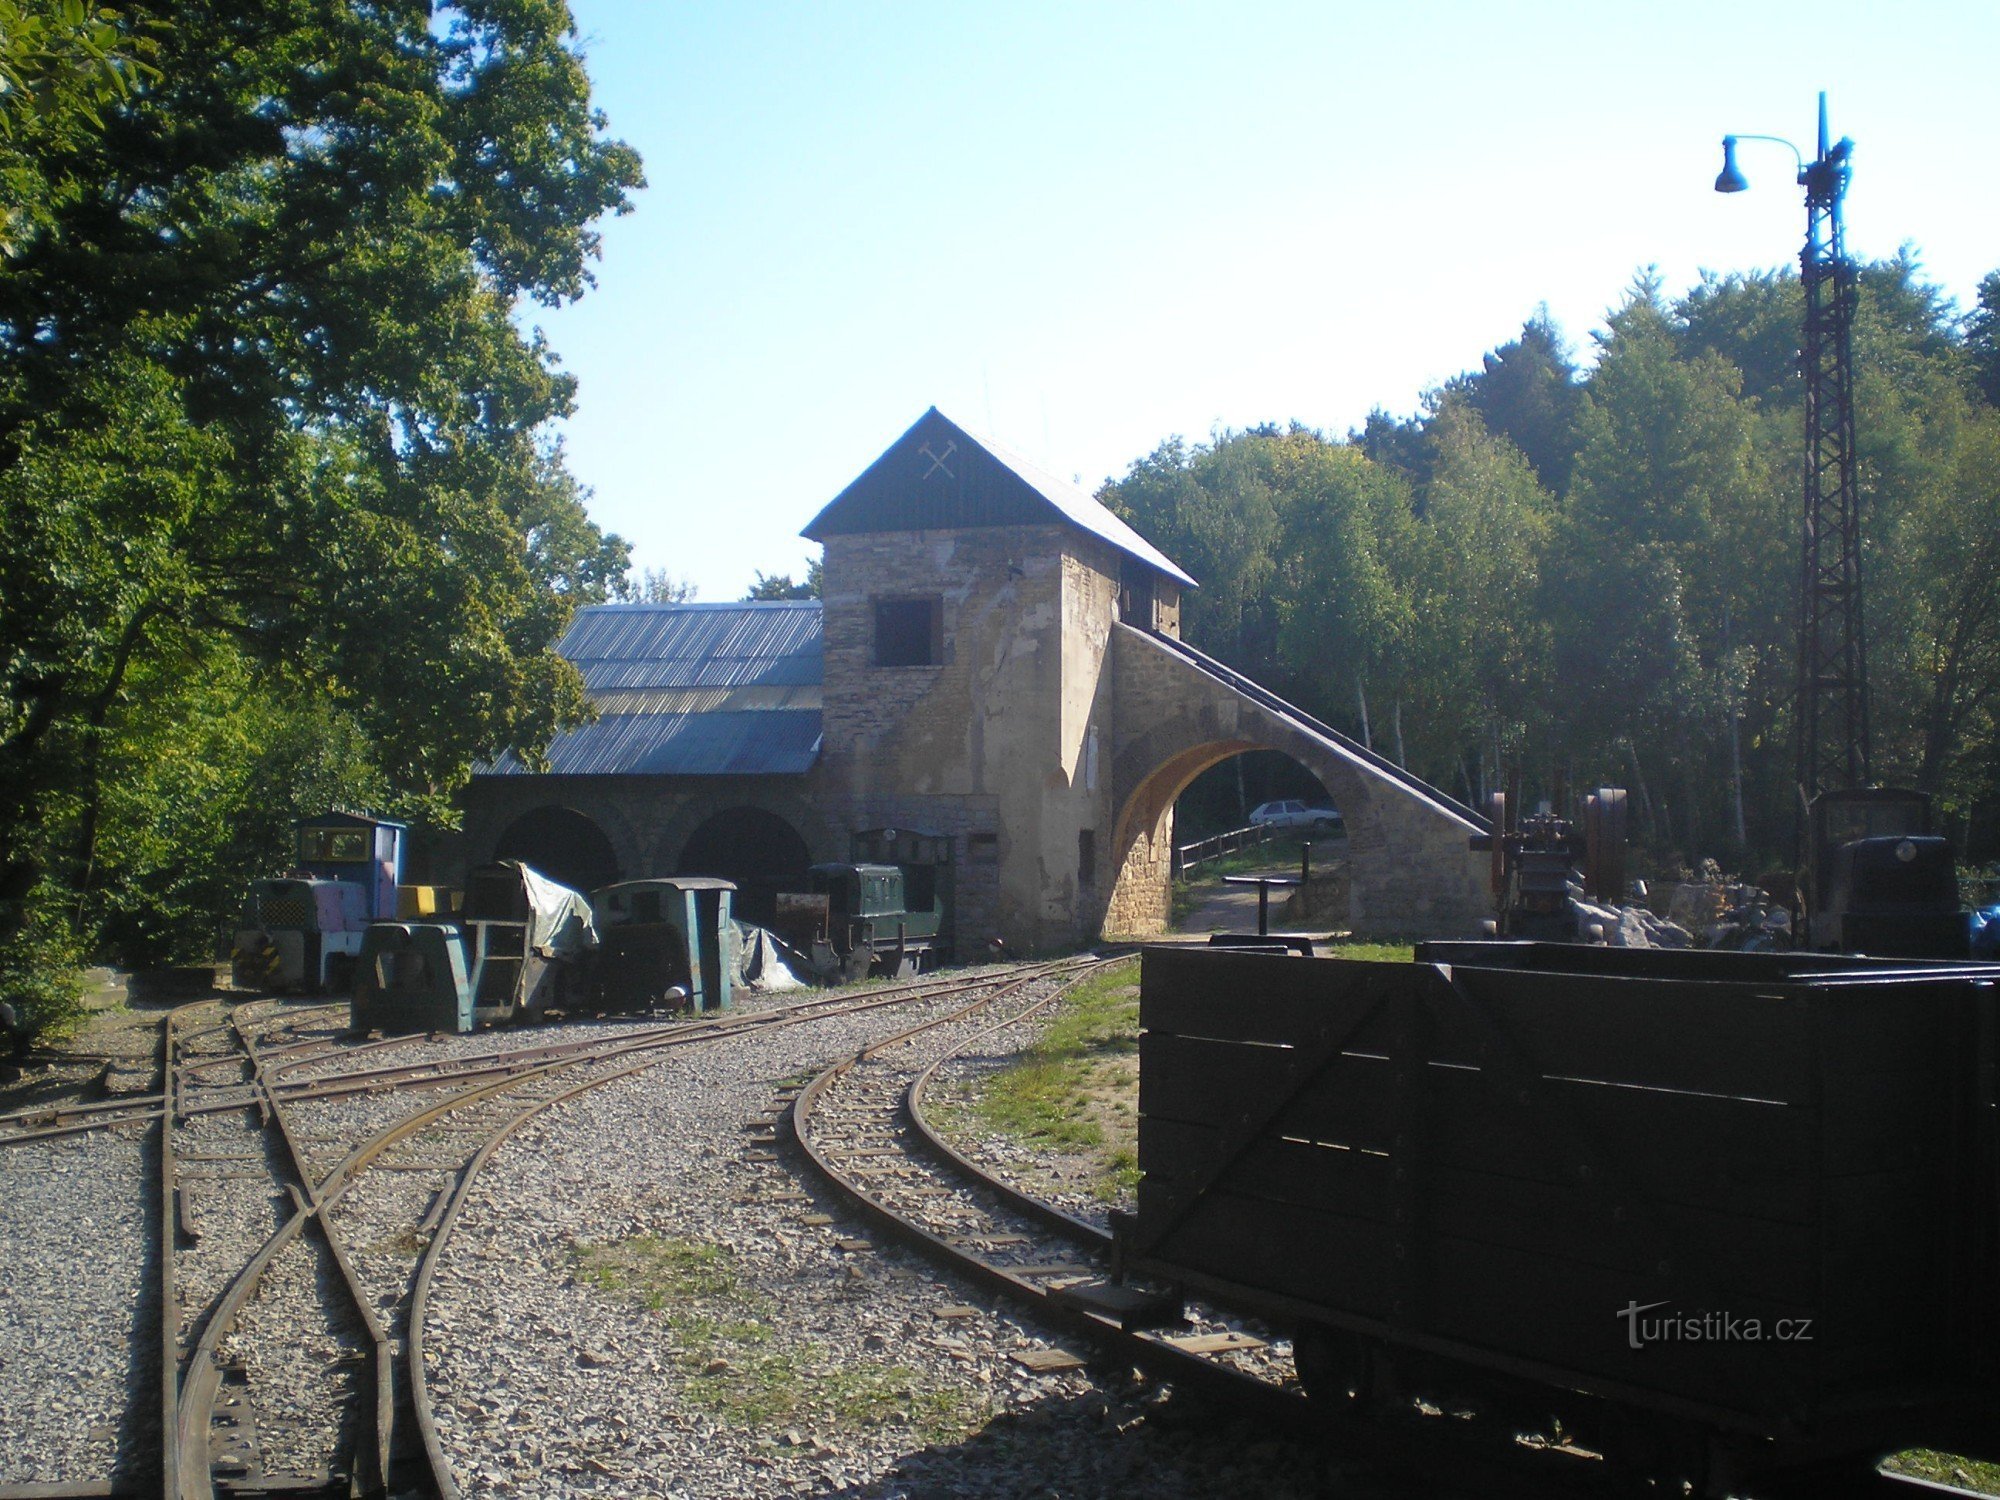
[1107,627,1493,939]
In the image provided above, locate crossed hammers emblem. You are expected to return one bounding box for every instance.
[918,440,957,481]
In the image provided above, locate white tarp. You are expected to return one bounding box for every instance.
[508,862,600,958]
[733,923,805,990]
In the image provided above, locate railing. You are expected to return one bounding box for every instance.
[1174,823,1278,879]
[1140,628,1490,830]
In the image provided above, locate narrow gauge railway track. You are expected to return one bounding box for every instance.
[1,965,1097,1148]
[3,959,1103,1500]
[789,969,1323,1416]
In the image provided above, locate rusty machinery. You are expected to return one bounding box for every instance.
[1469,774,1628,940]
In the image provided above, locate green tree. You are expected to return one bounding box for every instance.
[0,0,641,995]
[1554,279,1787,851]
[743,557,823,600]
[625,569,699,603]
[1100,430,1286,679]
[1401,405,1558,798]
[1435,310,1584,494]
[1266,433,1419,754]
[1969,270,2000,409]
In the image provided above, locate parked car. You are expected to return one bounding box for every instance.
[1247,798,1343,833]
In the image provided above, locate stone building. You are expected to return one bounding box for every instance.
[460,408,1489,952]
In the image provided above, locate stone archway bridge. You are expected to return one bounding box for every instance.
[1102,625,1493,940]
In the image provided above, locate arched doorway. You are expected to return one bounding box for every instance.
[677,806,811,925]
[492,806,621,894]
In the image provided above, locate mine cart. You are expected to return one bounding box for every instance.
[590,876,736,1013]
[233,813,406,993]
[351,862,596,1033]
[1114,941,2000,1484]
[773,862,942,981]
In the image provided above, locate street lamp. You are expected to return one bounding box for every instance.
[1714,93,1868,827]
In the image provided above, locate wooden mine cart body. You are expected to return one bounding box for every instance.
[1117,942,2000,1471]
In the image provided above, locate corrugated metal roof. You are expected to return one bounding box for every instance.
[482,602,824,778]
[800,408,1198,589]
[559,600,823,690]
[490,710,823,778]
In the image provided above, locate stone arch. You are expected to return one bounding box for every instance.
[491,804,622,893]
[674,805,814,925]
[1104,628,1488,940]
[647,785,842,879]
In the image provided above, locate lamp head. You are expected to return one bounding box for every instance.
[1714,135,1749,194]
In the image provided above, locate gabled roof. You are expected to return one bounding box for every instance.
[482,602,823,778]
[801,408,1197,589]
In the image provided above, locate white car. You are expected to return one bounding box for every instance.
[1248,799,1343,833]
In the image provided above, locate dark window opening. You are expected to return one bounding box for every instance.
[301,827,369,863]
[968,833,999,863]
[875,597,943,667]
[1117,559,1155,629]
[1078,829,1097,887]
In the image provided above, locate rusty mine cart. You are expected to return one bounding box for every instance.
[351,861,597,1034]
[590,876,737,1014]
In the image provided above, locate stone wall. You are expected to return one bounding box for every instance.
[454,774,847,887]
[818,525,1124,953]
[1106,626,1490,939]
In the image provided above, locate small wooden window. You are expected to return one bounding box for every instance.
[875,596,943,666]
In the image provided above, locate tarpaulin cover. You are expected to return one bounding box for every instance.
[510,862,601,958]
[733,923,804,990]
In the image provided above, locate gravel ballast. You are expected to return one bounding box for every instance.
[422,980,1338,1497]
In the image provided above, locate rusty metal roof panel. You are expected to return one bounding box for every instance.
[800,408,1197,589]
[486,710,823,777]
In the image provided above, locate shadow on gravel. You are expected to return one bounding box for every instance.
[821,1384,1358,1500]
[119,1101,166,1495]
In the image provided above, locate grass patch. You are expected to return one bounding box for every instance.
[570,1233,987,1441]
[1881,1452,2000,1494]
[953,958,1142,1199]
[572,1233,743,1312]
[1320,938,1417,964]
[686,1346,982,1443]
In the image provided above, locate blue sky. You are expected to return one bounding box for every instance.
[535,1,1999,600]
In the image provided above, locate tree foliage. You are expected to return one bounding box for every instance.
[1107,257,2000,868]
[743,557,823,600]
[0,0,641,995]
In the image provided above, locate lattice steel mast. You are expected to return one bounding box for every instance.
[1717,94,1867,841]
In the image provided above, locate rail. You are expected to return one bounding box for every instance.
[1141,628,1490,830]
[1173,822,1277,878]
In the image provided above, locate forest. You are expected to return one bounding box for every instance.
[0,2,642,1027]
[1103,263,2000,882]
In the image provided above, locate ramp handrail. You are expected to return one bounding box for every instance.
[1174,822,1279,877]
[1141,627,1490,830]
